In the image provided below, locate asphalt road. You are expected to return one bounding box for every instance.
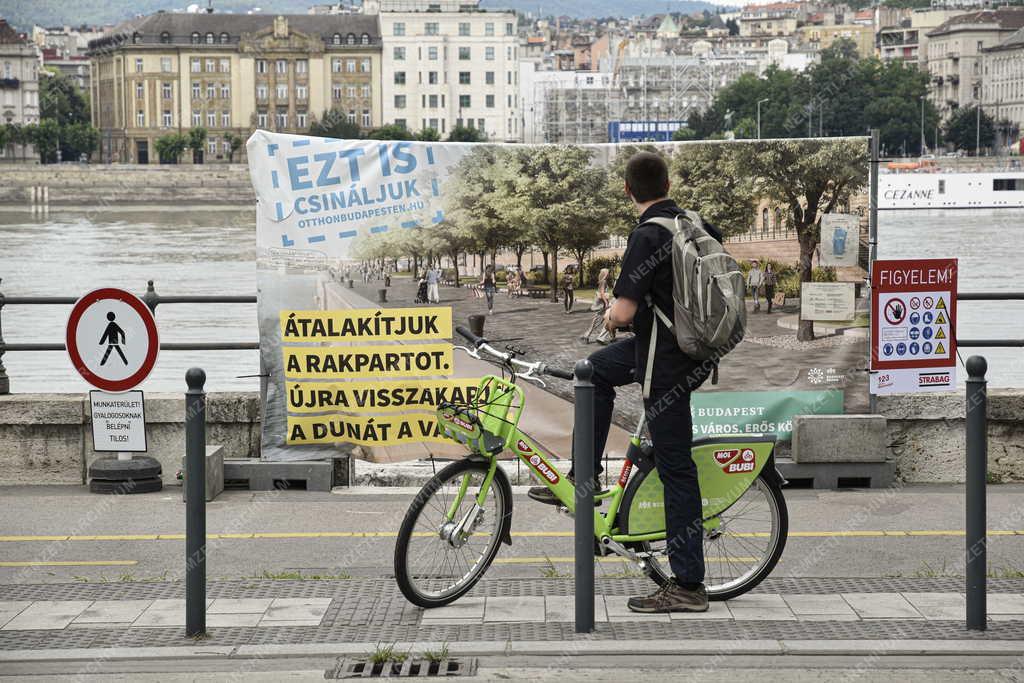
[1,484,1023,584]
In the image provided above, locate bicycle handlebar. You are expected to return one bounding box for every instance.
[454,325,572,380]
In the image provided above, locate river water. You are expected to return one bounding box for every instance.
[1,207,1022,392]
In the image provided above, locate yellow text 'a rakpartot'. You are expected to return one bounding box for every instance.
[283,343,453,379]
[287,413,450,446]
[287,378,487,413]
[280,307,452,342]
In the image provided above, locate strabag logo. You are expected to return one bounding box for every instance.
[528,453,559,484]
[919,372,951,388]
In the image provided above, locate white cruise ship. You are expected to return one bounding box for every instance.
[880,165,1024,210]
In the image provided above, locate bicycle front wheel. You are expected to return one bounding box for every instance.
[394,458,512,608]
[636,474,788,601]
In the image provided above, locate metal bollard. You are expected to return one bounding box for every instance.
[348,279,354,289]
[965,355,988,631]
[185,367,207,638]
[573,359,595,634]
[0,277,8,395]
[378,288,388,303]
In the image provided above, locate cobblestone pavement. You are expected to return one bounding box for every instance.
[1,577,1023,650]
[349,275,869,431]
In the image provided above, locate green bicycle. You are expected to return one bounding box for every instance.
[394,326,789,608]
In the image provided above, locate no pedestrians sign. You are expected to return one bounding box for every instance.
[66,287,159,392]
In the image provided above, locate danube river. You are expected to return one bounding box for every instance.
[1,207,1022,392]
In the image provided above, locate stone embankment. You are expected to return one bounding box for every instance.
[0,164,255,207]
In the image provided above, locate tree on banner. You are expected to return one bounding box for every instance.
[668,143,757,237]
[443,146,515,269]
[503,146,615,301]
[738,138,868,341]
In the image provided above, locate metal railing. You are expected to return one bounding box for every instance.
[957,292,1024,348]
[0,279,258,394]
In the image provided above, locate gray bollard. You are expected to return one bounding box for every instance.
[378,288,388,303]
[347,279,354,289]
[467,314,485,338]
[185,367,207,638]
[965,355,988,631]
[573,359,595,634]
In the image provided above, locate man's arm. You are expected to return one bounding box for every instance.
[604,296,638,332]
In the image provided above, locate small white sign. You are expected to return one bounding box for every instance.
[801,282,856,321]
[819,214,860,267]
[870,367,957,395]
[89,390,147,452]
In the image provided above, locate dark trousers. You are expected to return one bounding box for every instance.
[570,337,705,584]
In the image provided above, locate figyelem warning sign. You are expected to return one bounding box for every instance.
[870,258,957,394]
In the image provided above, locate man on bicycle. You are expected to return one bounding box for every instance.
[529,152,719,613]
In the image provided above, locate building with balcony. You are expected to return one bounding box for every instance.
[368,0,519,141]
[982,28,1024,148]
[879,8,968,65]
[0,19,40,162]
[87,12,381,164]
[738,3,803,38]
[798,23,875,58]
[926,8,1024,119]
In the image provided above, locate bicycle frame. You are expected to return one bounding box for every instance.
[436,373,779,544]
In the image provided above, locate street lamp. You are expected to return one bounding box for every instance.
[919,95,926,156]
[757,98,769,139]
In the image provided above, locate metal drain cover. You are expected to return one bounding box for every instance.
[326,657,478,678]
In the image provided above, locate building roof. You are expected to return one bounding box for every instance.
[927,8,1024,37]
[0,19,27,44]
[91,12,380,50]
[985,26,1024,52]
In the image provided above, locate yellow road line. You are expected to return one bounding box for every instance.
[0,530,1021,543]
[0,560,137,567]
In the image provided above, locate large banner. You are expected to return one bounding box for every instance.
[247,131,869,461]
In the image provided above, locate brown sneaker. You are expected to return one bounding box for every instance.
[627,582,708,613]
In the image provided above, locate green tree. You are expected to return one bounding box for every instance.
[738,138,869,340]
[39,71,89,125]
[29,119,60,163]
[187,127,208,163]
[443,146,513,268]
[943,105,994,154]
[502,146,610,301]
[310,110,362,139]
[446,124,485,142]
[416,127,441,141]
[223,132,244,162]
[154,133,189,164]
[368,123,414,140]
[672,127,697,141]
[668,144,757,237]
[61,122,99,161]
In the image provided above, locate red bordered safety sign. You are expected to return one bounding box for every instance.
[65,287,159,392]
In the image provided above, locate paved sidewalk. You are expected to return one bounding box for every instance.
[2,577,1023,658]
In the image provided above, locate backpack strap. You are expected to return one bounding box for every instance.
[641,295,675,399]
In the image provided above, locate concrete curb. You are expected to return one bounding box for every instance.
[4,639,1024,662]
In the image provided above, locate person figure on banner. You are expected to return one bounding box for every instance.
[426,266,440,304]
[747,260,764,312]
[528,151,720,615]
[763,262,778,314]
[580,267,613,344]
[479,264,496,315]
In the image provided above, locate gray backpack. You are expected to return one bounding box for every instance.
[641,212,746,397]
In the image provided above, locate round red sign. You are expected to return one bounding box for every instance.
[65,288,159,392]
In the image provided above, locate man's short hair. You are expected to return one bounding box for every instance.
[624,152,670,203]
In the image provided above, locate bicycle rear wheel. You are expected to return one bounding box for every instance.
[631,474,788,601]
[394,458,512,608]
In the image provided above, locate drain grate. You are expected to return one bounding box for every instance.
[326,657,477,678]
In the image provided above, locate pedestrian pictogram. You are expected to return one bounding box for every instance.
[884,298,906,325]
[936,297,946,310]
[66,288,159,392]
[935,311,947,325]
[935,327,946,339]
[923,296,934,309]
[935,341,946,355]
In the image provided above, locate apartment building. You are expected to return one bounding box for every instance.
[0,19,40,161]
[878,8,968,65]
[798,23,874,57]
[368,0,520,140]
[926,8,1024,118]
[982,28,1024,142]
[88,13,381,164]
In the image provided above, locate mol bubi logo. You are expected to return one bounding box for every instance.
[714,448,756,474]
[528,453,559,484]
